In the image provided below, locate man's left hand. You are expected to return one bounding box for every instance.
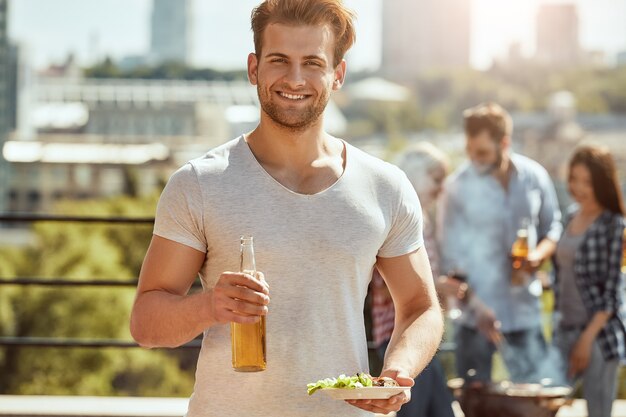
[524,250,543,273]
[345,368,413,415]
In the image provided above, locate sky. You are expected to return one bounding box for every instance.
[8,0,626,71]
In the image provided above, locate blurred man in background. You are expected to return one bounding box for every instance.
[438,102,562,385]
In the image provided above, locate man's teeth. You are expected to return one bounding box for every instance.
[280,92,306,100]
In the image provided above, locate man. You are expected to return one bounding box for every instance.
[438,102,562,385]
[129,1,443,416]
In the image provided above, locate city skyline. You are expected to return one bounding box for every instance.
[149,0,192,64]
[7,0,626,71]
[381,0,471,79]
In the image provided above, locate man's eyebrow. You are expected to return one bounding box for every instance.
[303,55,327,63]
[265,53,288,59]
[264,53,327,63]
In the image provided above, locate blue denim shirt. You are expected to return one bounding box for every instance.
[438,153,562,332]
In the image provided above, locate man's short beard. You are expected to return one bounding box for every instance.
[257,85,330,132]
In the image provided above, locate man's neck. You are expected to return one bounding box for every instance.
[244,116,346,195]
[491,153,512,190]
[246,115,338,170]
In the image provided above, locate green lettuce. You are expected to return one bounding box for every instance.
[307,372,373,395]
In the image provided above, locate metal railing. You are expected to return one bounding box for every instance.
[0,213,205,350]
[0,212,455,353]
[0,213,155,224]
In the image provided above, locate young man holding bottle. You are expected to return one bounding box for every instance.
[438,102,563,385]
[129,1,443,416]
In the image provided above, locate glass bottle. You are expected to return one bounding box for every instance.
[446,270,467,320]
[511,219,529,286]
[231,236,266,372]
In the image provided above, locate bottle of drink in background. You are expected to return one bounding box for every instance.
[446,270,468,320]
[511,219,529,286]
[231,236,266,372]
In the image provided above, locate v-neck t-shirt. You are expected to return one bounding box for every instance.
[153,136,424,417]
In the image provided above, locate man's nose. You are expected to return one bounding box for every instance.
[284,64,306,89]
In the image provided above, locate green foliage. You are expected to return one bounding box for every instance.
[341,66,626,145]
[0,193,195,396]
[84,57,248,81]
[400,65,626,132]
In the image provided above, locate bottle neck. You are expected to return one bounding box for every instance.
[240,236,256,273]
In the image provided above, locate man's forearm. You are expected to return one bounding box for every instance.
[534,238,557,262]
[383,305,444,378]
[130,290,214,348]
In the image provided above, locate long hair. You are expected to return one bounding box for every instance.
[251,0,356,67]
[568,144,625,215]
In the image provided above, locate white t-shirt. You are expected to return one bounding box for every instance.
[154,136,423,417]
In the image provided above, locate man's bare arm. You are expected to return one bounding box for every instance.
[130,235,269,348]
[527,238,558,270]
[346,248,443,415]
[378,247,444,377]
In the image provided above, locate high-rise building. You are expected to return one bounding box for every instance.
[381,0,471,82]
[149,0,191,64]
[536,4,580,66]
[0,0,11,213]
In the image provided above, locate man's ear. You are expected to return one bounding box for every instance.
[332,59,347,91]
[247,53,259,85]
[501,135,512,151]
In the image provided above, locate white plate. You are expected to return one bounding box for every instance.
[319,386,409,400]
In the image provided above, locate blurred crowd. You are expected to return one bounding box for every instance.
[370,102,626,417]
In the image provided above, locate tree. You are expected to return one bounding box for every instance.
[83,58,248,81]
[0,193,195,396]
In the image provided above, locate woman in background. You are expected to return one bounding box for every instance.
[371,142,455,417]
[553,144,625,417]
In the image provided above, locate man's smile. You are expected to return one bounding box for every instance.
[276,91,311,101]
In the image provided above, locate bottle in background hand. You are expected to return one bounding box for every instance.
[231,236,266,372]
[446,270,468,320]
[511,220,529,286]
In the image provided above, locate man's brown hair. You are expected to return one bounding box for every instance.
[463,102,513,142]
[251,0,356,68]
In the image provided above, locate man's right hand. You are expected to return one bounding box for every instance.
[435,275,468,300]
[132,236,272,348]
[208,271,270,324]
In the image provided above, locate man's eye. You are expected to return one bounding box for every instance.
[305,61,321,66]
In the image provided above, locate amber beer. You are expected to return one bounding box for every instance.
[231,236,266,372]
[511,226,529,286]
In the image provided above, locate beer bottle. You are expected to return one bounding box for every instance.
[231,236,266,372]
[511,220,529,286]
[445,270,468,320]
